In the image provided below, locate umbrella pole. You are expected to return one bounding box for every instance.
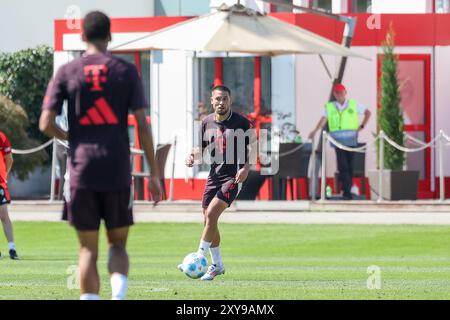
[329,17,357,101]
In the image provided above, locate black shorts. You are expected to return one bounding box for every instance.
[202,177,242,209]
[63,187,133,231]
[0,185,11,205]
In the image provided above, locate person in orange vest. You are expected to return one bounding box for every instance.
[308,84,371,199]
[0,131,19,259]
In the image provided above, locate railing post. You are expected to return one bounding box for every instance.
[130,152,135,204]
[320,131,327,201]
[378,131,384,203]
[310,136,316,201]
[49,138,57,202]
[439,130,445,202]
[169,135,177,202]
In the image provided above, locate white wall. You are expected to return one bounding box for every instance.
[371,0,432,13]
[8,166,52,199]
[435,46,450,176]
[151,50,194,179]
[0,0,154,52]
[272,55,297,145]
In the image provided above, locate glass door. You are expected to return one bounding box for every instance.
[397,55,431,197]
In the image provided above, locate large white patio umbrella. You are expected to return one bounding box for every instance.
[111,3,367,58]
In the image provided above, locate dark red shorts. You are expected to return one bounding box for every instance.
[202,177,242,209]
[0,185,11,205]
[63,187,133,231]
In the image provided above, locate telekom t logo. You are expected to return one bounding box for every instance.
[84,65,108,91]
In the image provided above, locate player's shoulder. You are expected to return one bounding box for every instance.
[109,54,139,74]
[68,53,137,73]
[202,113,215,124]
[53,60,71,78]
[55,56,84,78]
[63,54,92,69]
[232,111,248,121]
[232,112,253,128]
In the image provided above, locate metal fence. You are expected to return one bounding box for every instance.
[321,130,450,202]
[11,130,450,202]
[12,136,177,202]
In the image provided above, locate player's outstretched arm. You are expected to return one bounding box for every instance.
[39,110,69,140]
[134,108,162,204]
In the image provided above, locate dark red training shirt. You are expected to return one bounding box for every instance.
[42,52,147,191]
[201,111,254,184]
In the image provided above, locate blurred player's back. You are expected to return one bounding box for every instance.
[44,52,145,191]
[40,11,161,301]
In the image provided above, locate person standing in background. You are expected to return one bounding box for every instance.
[308,84,371,200]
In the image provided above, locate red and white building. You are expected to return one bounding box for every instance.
[52,0,450,200]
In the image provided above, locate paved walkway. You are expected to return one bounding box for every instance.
[8,202,450,225]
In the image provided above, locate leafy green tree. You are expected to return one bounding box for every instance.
[378,26,405,170]
[0,95,48,180]
[0,45,53,143]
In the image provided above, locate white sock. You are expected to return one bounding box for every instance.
[110,273,128,300]
[197,239,212,256]
[210,246,223,267]
[8,242,15,251]
[80,293,100,300]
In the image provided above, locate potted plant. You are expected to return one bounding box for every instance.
[368,26,419,200]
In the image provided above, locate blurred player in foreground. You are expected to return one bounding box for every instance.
[39,11,161,300]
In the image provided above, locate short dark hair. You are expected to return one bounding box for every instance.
[83,11,111,42]
[212,85,231,95]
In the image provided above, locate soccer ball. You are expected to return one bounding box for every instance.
[181,252,208,279]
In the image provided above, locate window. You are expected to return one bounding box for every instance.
[197,58,215,173]
[155,0,210,16]
[198,56,272,117]
[196,56,272,173]
[223,57,272,116]
[140,52,151,108]
[436,0,450,12]
[223,57,255,115]
[112,53,135,65]
[198,58,215,119]
[271,0,293,12]
[350,0,372,13]
[312,0,332,11]
[113,52,151,115]
[128,126,136,147]
[261,57,272,116]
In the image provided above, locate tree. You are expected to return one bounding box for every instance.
[378,25,405,170]
[0,45,53,143]
[0,95,48,180]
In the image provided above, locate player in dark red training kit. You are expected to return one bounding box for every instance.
[182,85,256,280]
[39,11,161,300]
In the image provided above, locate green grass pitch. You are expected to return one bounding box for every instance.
[1,222,450,299]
